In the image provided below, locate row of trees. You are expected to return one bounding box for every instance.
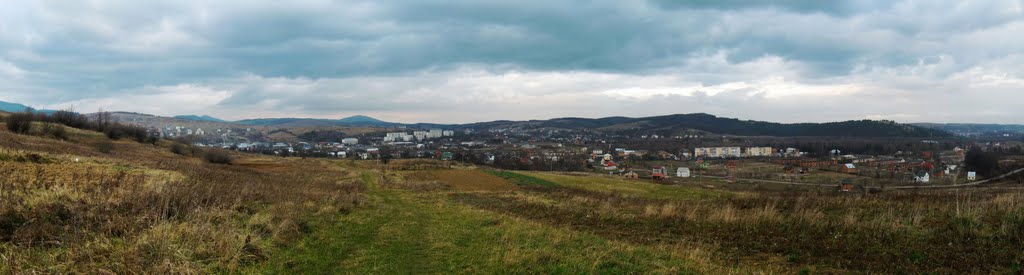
[4,108,156,143]
[964,147,1002,178]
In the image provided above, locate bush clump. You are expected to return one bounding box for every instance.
[47,109,88,129]
[40,123,68,140]
[203,149,234,164]
[5,111,34,134]
[104,124,149,142]
[170,143,189,156]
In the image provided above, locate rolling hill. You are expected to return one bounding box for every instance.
[236,115,395,127]
[174,115,228,123]
[0,98,953,138]
[912,123,1024,134]
[0,100,56,114]
[456,113,951,137]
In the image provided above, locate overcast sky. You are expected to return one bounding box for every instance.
[1,1,1022,124]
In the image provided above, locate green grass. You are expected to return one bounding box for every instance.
[520,171,732,200]
[255,171,702,274]
[485,170,560,187]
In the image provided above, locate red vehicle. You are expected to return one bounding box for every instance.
[651,166,668,181]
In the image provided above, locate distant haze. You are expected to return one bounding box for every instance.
[1,1,1022,124]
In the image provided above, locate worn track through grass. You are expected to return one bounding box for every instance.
[257,169,743,274]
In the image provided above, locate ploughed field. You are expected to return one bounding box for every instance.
[2,120,1023,273]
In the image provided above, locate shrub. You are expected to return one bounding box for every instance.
[5,111,34,134]
[126,125,149,143]
[104,126,125,140]
[99,122,150,143]
[170,143,189,156]
[41,123,68,140]
[204,149,234,164]
[48,109,88,129]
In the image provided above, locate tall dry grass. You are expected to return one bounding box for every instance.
[453,183,1024,273]
[0,135,368,273]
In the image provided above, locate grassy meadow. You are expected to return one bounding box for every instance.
[2,117,1024,273]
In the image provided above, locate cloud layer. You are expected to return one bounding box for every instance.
[1,0,1022,123]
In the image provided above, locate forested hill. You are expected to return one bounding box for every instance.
[460,113,952,137]
[912,123,1024,133]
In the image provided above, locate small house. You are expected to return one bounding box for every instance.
[914,171,930,183]
[676,167,691,178]
[602,160,618,170]
[839,178,855,192]
[945,165,957,175]
[841,163,857,173]
[623,171,639,179]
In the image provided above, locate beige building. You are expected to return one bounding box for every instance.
[745,147,774,157]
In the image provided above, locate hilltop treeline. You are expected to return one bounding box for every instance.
[298,129,350,142]
[4,108,154,143]
[633,114,950,137]
[460,113,951,138]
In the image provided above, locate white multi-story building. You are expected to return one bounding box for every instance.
[384,132,414,142]
[429,129,443,138]
[413,131,428,140]
[694,147,742,158]
[342,138,359,145]
[411,129,448,140]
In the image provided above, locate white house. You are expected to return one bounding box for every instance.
[914,172,930,183]
[945,165,958,175]
[676,167,691,178]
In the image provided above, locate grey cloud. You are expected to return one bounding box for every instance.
[649,0,895,16]
[0,0,1022,123]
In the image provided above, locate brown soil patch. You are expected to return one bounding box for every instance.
[427,169,518,192]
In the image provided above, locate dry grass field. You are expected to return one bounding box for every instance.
[0,122,367,273]
[4,120,1024,273]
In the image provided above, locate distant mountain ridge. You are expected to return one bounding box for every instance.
[453,113,951,138]
[174,115,228,123]
[236,115,395,127]
[912,123,1024,133]
[0,99,954,137]
[0,100,56,114]
[337,115,386,124]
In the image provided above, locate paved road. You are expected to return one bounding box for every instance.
[696,168,1024,190]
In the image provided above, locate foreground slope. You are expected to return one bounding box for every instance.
[264,160,1024,273]
[3,117,1021,273]
[0,120,366,273]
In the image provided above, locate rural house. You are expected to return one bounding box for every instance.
[676,167,691,178]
